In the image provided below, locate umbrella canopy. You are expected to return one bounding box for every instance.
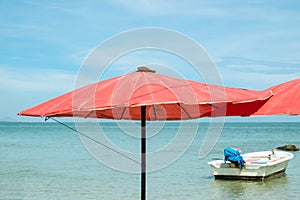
[253,78,300,116]
[18,67,273,200]
[18,68,272,120]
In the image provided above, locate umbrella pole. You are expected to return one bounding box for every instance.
[141,105,146,200]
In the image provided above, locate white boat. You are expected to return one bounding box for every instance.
[208,150,294,180]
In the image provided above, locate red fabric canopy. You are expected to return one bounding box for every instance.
[18,71,272,120]
[253,78,300,116]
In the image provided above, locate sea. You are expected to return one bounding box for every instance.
[0,121,299,200]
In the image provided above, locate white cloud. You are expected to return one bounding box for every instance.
[218,63,300,90]
[204,30,300,64]
[110,0,226,17]
[0,66,76,92]
[110,0,300,24]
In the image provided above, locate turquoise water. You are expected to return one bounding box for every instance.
[0,121,299,199]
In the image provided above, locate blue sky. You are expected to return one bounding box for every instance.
[1,0,300,121]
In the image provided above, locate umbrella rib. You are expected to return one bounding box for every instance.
[208,103,218,109]
[177,103,192,119]
[47,117,141,166]
[152,105,157,120]
[120,107,127,120]
[84,110,94,118]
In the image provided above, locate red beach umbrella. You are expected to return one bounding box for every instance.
[253,78,300,116]
[18,67,272,200]
[18,67,272,119]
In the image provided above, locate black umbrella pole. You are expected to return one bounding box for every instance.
[141,105,146,200]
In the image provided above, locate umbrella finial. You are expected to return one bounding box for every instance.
[137,66,156,73]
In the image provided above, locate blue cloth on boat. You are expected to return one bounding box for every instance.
[224,147,246,169]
